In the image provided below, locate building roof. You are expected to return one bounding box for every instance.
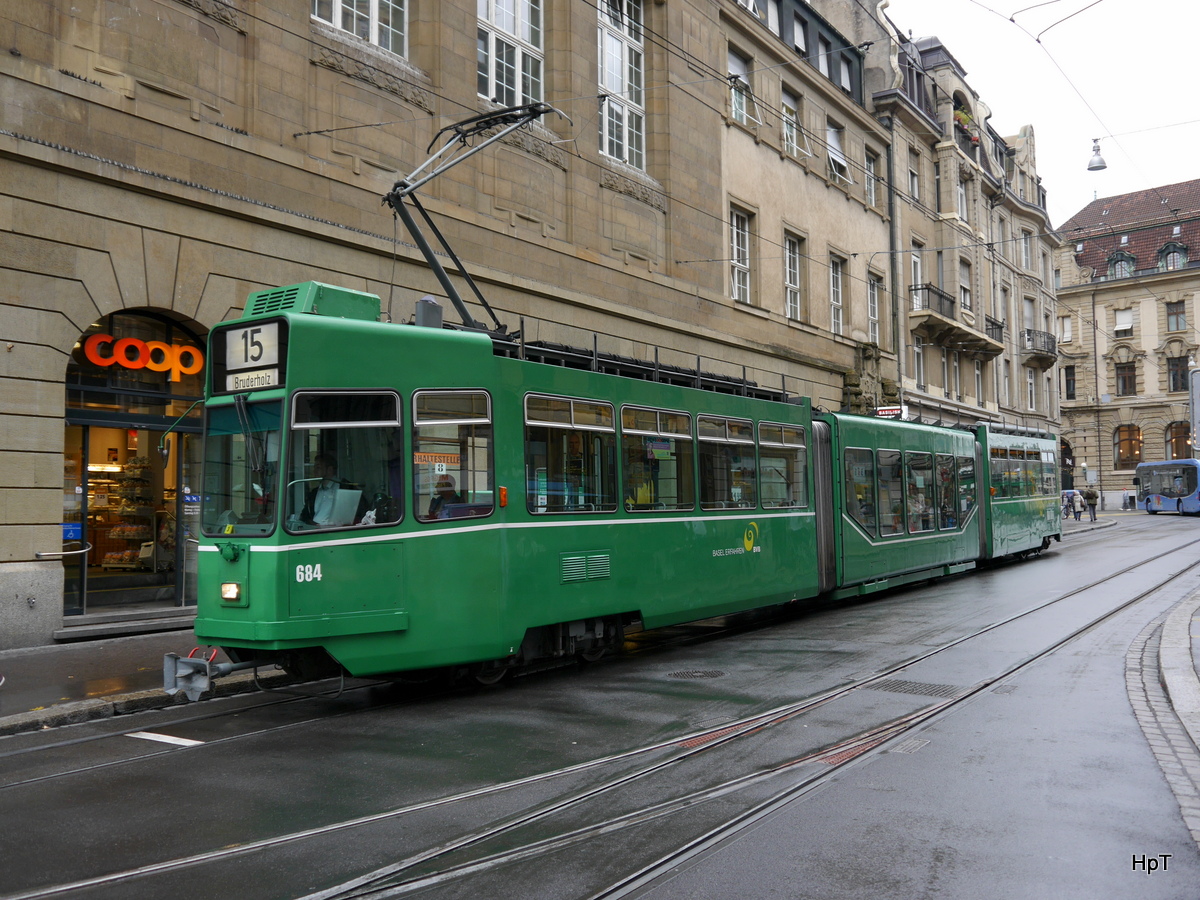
[1059,178,1200,279]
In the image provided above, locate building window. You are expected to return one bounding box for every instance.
[838,55,852,92]
[1168,355,1189,392]
[599,0,645,169]
[478,0,543,105]
[957,179,968,222]
[1063,365,1076,401]
[315,0,407,54]
[1021,230,1033,270]
[975,360,984,404]
[829,256,845,335]
[730,206,752,304]
[1058,315,1072,342]
[1115,361,1137,396]
[941,348,950,398]
[1108,252,1134,279]
[785,234,804,320]
[1114,308,1133,338]
[908,151,921,202]
[781,90,809,158]
[826,122,852,186]
[1026,366,1036,410]
[818,36,832,77]
[913,336,925,388]
[728,50,754,125]
[959,259,972,312]
[1167,422,1191,460]
[1161,244,1188,271]
[1113,424,1142,470]
[792,14,807,55]
[1167,301,1186,332]
[867,274,881,344]
[910,243,923,309]
[953,352,961,399]
[865,151,878,206]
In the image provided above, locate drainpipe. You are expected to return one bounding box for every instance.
[884,115,904,410]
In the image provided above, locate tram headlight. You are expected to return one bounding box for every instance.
[220,582,242,602]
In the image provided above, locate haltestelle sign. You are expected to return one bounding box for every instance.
[83,334,205,382]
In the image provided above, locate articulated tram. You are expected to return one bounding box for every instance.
[171,281,1060,692]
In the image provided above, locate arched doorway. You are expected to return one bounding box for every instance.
[60,311,207,625]
[1059,438,1075,489]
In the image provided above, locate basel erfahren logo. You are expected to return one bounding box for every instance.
[743,521,759,553]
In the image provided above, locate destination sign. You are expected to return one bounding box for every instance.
[226,368,279,391]
[225,323,280,371]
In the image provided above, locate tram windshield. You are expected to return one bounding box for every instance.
[201,400,282,536]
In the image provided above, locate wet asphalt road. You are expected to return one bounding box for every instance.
[2,515,1199,899]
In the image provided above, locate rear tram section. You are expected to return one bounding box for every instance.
[1134,459,1200,515]
[185,282,1061,686]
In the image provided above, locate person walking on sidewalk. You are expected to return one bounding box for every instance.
[1072,490,1085,522]
[1082,486,1098,522]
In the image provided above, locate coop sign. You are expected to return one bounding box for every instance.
[84,334,205,383]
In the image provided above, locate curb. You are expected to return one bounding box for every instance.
[0,670,296,737]
[1160,589,1200,752]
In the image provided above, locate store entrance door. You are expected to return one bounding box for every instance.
[61,423,201,619]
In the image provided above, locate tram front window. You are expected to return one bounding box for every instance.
[202,400,282,536]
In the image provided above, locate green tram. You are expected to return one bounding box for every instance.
[172,282,1060,690]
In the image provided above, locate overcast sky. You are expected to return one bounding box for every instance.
[883,0,1200,228]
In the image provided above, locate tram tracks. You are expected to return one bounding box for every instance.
[7,533,1200,900]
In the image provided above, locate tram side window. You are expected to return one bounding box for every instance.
[906,451,935,533]
[621,407,695,511]
[285,392,401,532]
[958,456,976,518]
[698,416,757,509]
[878,449,904,535]
[759,423,807,508]
[990,447,1011,498]
[844,448,876,534]
[935,453,957,529]
[526,395,617,513]
[413,391,493,522]
[1040,451,1058,495]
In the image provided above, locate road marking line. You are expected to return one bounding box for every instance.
[126,731,204,747]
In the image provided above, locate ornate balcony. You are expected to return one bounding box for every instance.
[909,284,1005,358]
[1020,328,1058,367]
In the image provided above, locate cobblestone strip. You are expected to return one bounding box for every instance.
[1127,603,1200,850]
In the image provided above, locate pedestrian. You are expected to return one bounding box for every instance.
[1072,490,1085,521]
[1083,486,1098,522]
[1121,488,1130,510]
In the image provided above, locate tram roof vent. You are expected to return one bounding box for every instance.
[244,282,380,322]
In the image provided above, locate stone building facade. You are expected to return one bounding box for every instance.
[1055,179,1200,501]
[868,31,1060,430]
[0,0,1053,648]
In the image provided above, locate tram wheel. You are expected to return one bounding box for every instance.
[578,646,607,663]
[472,664,510,686]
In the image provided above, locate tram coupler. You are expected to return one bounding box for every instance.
[164,649,259,702]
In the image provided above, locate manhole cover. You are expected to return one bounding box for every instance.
[667,670,727,680]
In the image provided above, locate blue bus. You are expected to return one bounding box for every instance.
[1134,459,1200,515]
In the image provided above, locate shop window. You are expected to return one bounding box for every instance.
[1166,422,1191,460]
[1113,424,1142,470]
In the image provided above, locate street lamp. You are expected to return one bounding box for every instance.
[1087,139,1107,172]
